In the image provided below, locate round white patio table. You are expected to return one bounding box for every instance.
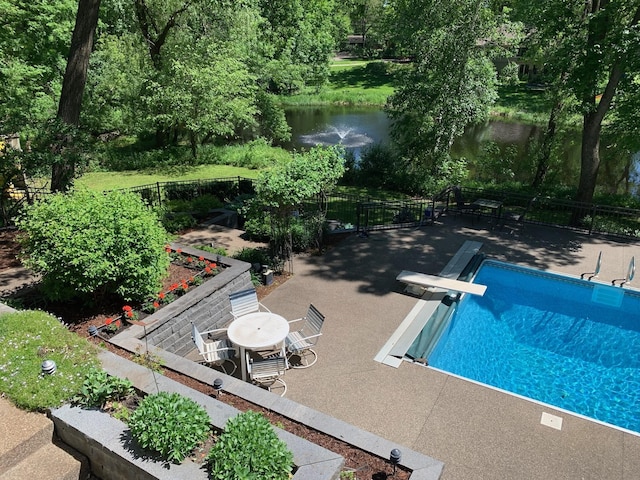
[227,312,289,381]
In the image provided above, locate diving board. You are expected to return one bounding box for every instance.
[396,270,487,296]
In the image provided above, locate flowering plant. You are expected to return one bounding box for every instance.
[122,305,138,322]
[104,317,122,333]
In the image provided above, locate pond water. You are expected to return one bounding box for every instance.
[283,106,633,193]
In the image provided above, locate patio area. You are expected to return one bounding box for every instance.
[249,216,640,479]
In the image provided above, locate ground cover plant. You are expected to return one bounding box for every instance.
[0,310,98,411]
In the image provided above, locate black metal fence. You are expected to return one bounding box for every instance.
[116,177,255,207]
[9,177,640,240]
[326,186,640,240]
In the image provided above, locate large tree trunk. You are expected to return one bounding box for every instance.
[531,96,562,189]
[51,0,101,192]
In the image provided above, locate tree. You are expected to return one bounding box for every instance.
[386,0,502,192]
[0,0,77,135]
[51,0,101,192]
[513,1,640,213]
[252,146,345,269]
[258,0,339,92]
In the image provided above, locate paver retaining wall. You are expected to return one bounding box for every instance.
[134,243,253,356]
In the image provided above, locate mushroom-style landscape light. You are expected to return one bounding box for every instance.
[213,378,223,397]
[41,359,57,375]
[390,448,401,476]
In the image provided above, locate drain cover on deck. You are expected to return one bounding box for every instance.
[540,412,563,430]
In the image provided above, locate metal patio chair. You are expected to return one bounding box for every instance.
[285,304,325,369]
[246,352,287,396]
[228,288,271,320]
[452,185,481,223]
[191,323,237,375]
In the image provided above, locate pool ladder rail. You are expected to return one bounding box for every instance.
[612,256,635,287]
[580,251,602,281]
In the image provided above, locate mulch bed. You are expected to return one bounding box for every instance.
[0,227,410,479]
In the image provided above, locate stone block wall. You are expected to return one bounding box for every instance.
[134,243,254,356]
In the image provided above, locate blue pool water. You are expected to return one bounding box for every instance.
[427,260,640,433]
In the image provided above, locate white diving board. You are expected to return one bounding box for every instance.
[396,270,487,296]
[375,240,484,368]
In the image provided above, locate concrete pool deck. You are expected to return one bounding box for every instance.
[256,216,640,479]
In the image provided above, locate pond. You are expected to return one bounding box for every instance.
[283,106,635,194]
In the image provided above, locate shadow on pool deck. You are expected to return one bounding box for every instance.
[258,216,640,480]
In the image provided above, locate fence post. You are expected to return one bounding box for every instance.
[156,182,162,207]
[356,202,361,232]
[589,204,597,234]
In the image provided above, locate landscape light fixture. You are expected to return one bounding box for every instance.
[389,448,401,476]
[213,378,223,397]
[88,325,99,337]
[41,360,57,375]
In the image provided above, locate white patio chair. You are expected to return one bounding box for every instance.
[191,323,237,375]
[285,304,324,369]
[246,352,287,396]
[228,288,270,320]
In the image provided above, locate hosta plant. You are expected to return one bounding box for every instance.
[207,410,293,479]
[128,392,210,463]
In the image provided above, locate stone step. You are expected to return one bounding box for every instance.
[0,398,89,480]
[0,441,89,480]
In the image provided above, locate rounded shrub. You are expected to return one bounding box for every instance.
[129,392,210,463]
[207,410,293,479]
[16,189,170,302]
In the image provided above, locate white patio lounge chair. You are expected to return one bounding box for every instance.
[246,352,287,396]
[228,288,270,320]
[191,323,237,375]
[285,304,324,369]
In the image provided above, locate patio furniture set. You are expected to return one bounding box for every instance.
[452,185,537,232]
[191,288,325,396]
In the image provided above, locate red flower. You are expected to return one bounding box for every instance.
[204,267,212,274]
[153,301,160,309]
[125,310,134,319]
[176,249,182,254]
[181,282,189,290]
[165,246,172,253]
[122,305,133,312]
[158,292,165,300]
[115,320,122,328]
[198,256,204,262]
[169,283,178,291]
[105,318,113,325]
[211,263,217,269]
[189,277,195,283]
[186,256,193,263]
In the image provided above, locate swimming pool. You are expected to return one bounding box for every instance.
[425,260,640,433]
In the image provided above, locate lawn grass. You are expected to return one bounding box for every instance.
[281,60,398,106]
[77,165,262,191]
[0,310,98,411]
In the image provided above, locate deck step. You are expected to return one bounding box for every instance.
[0,398,89,480]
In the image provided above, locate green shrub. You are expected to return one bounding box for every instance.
[16,189,170,302]
[207,410,293,479]
[0,310,98,411]
[129,392,210,463]
[73,367,133,409]
[232,247,271,267]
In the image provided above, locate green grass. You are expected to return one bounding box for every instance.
[77,164,262,191]
[281,60,399,106]
[0,310,98,411]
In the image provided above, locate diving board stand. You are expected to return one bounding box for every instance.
[375,240,484,368]
[396,271,487,296]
